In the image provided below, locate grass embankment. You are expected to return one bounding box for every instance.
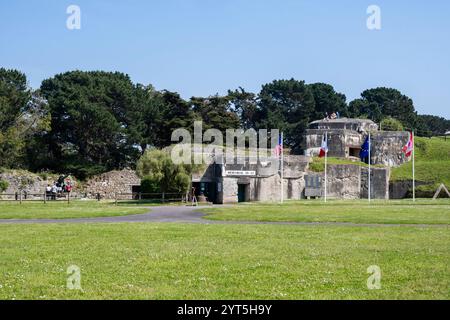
[391,137,450,194]
[309,157,382,172]
[202,200,450,225]
[0,223,448,299]
[0,201,148,219]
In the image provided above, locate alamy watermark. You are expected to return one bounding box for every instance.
[367,265,381,290]
[367,5,381,30]
[171,121,281,165]
[67,265,82,290]
[66,5,81,30]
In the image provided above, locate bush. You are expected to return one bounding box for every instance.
[381,117,404,131]
[141,176,160,194]
[136,149,194,194]
[0,180,9,193]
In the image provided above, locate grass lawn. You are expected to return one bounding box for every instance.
[201,200,450,225]
[0,201,148,219]
[0,222,448,300]
[391,137,450,192]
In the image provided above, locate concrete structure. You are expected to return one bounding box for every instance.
[191,117,410,203]
[192,155,311,204]
[192,157,391,203]
[305,118,410,166]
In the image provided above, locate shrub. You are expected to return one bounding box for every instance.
[0,180,9,193]
[141,176,160,194]
[381,117,404,131]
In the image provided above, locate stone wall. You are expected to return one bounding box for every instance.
[83,169,141,199]
[0,171,48,199]
[0,170,78,199]
[371,131,410,167]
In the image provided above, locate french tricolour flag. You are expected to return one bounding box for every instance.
[319,134,328,158]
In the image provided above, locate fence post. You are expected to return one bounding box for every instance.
[19,191,22,204]
[139,192,142,200]
[67,192,70,204]
[162,192,165,203]
[44,192,46,204]
[114,193,117,206]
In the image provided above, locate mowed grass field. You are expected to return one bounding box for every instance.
[202,200,450,225]
[0,223,448,300]
[0,200,448,299]
[0,201,148,219]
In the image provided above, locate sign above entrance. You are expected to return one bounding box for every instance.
[224,170,256,177]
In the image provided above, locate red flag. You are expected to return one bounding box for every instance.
[319,135,328,158]
[402,132,414,157]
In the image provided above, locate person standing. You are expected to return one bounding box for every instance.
[46,184,52,201]
[51,184,57,200]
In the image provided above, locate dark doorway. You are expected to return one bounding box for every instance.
[349,147,361,158]
[238,184,249,202]
[192,182,218,204]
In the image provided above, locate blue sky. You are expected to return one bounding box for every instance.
[1,0,449,118]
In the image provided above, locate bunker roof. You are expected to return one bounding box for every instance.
[309,118,376,125]
[308,118,378,131]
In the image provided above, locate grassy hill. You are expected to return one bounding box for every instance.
[391,136,450,195]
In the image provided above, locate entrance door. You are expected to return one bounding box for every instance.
[192,182,218,204]
[238,184,248,202]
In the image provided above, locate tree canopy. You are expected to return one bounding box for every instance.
[0,67,447,179]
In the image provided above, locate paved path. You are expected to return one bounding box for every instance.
[0,205,447,228]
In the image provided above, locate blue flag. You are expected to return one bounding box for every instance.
[360,136,370,161]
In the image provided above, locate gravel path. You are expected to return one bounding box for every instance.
[0,205,447,228]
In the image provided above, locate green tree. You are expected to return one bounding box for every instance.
[256,79,315,153]
[349,87,417,128]
[157,91,198,148]
[307,83,348,120]
[40,71,141,178]
[129,84,167,152]
[415,114,450,137]
[136,149,192,193]
[227,88,258,130]
[190,95,241,133]
[0,68,49,169]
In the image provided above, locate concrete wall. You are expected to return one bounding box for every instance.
[303,165,390,200]
[371,132,410,167]
[326,165,361,199]
[217,177,239,203]
[361,167,390,200]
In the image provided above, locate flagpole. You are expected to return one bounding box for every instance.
[324,131,327,203]
[368,131,371,203]
[280,132,284,204]
[412,130,415,202]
